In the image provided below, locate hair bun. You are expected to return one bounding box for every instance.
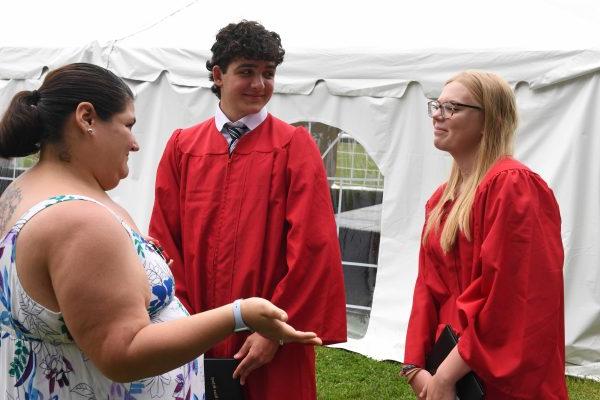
[29,90,41,105]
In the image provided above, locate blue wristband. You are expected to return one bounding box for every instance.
[232,299,251,332]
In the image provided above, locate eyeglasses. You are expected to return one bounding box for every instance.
[427,100,482,119]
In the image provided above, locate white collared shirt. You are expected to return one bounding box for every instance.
[215,105,268,153]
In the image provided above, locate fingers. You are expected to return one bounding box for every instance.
[276,322,321,344]
[232,337,254,382]
[287,330,322,345]
[419,384,428,400]
[303,335,322,346]
[233,339,251,360]
[259,321,322,345]
[232,335,279,385]
[232,354,257,385]
[240,298,321,345]
[144,235,171,262]
[276,307,288,322]
[293,336,322,346]
[260,331,322,346]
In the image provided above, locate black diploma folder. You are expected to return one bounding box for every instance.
[425,325,485,400]
[204,358,245,400]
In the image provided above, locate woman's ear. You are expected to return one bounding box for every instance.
[74,102,96,135]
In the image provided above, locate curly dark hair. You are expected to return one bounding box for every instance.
[206,20,285,98]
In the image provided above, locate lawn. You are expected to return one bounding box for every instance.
[316,347,600,399]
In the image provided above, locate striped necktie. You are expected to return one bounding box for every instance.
[223,122,250,153]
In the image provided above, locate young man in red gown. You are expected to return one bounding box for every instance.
[149,21,347,400]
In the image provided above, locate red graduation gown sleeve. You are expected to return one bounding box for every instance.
[149,129,192,312]
[275,129,347,344]
[403,187,445,367]
[456,167,566,398]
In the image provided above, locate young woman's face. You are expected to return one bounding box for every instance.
[212,58,276,122]
[431,81,484,159]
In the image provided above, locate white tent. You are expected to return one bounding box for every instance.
[2,0,600,380]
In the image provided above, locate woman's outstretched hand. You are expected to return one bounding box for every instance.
[239,298,322,346]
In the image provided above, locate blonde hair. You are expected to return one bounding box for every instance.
[423,71,518,252]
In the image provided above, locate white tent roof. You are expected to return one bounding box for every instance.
[4,43,599,96]
[2,0,600,99]
[3,0,600,50]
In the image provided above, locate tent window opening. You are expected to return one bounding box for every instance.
[0,155,37,195]
[293,121,383,339]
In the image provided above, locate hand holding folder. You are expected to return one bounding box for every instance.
[425,325,485,400]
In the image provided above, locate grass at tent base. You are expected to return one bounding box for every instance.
[316,347,600,399]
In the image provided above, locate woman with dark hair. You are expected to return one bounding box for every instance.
[0,63,321,399]
[402,71,567,399]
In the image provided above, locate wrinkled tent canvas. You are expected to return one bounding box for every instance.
[1,0,600,380]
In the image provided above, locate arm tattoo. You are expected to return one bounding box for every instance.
[0,185,23,234]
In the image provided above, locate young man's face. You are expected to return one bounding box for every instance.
[213,58,276,122]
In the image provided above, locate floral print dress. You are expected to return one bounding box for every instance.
[0,195,205,399]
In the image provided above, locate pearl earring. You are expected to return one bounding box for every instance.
[87,128,93,134]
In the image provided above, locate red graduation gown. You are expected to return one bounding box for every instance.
[404,157,567,399]
[149,114,347,400]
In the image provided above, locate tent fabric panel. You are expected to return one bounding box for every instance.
[2,44,600,97]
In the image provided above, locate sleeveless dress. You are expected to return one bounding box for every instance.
[0,195,205,400]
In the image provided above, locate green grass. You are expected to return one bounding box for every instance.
[568,375,600,400]
[19,154,39,168]
[335,141,383,189]
[316,347,600,399]
[316,346,409,399]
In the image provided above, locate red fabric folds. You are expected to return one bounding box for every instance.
[404,157,567,399]
[150,114,347,400]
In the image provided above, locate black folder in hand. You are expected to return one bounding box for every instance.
[425,325,485,400]
[204,358,245,400]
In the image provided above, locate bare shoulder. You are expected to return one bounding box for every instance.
[107,199,140,231]
[33,199,148,300]
[19,199,132,252]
